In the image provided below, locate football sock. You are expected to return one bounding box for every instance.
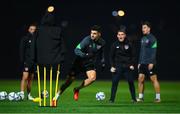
[139,93,143,99]
[60,76,74,94]
[156,93,160,100]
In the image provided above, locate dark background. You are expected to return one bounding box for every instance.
[0,0,180,80]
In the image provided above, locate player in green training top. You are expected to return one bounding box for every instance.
[52,25,105,104]
[137,21,161,103]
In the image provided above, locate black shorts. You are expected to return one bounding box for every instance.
[22,63,35,73]
[69,58,95,76]
[138,64,157,76]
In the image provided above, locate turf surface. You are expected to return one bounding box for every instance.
[0,80,180,113]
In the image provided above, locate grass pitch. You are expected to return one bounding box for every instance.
[0,80,180,113]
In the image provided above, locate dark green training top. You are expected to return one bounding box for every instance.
[139,33,157,64]
[74,35,105,65]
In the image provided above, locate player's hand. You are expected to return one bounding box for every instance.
[138,64,140,69]
[129,65,134,70]
[148,64,154,70]
[110,67,116,73]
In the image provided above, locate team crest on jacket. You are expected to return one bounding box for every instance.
[116,46,119,48]
[145,39,149,43]
[97,45,102,49]
[89,45,92,48]
[29,40,31,43]
[124,45,129,50]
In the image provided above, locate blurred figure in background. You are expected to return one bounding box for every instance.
[19,23,37,100]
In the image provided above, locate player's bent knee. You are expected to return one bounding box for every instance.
[89,76,96,82]
[138,77,144,83]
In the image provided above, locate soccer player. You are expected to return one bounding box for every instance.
[109,26,136,103]
[137,21,161,102]
[19,24,37,100]
[53,25,105,102]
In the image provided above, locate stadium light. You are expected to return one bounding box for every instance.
[112,11,118,17]
[47,6,54,13]
[118,10,125,17]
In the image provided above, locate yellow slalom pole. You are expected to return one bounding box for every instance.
[55,64,60,94]
[37,65,41,106]
[50,66,53,106]
[44,67,46,106]
[54,64,60,106]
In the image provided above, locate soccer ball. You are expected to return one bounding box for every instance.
[8,92,22,101]
[16,92,24,100]
[41,90,49,98]
[14,93,21,101]
[96,92,105,101]
[0,91,8,100]
[8,92,16,101]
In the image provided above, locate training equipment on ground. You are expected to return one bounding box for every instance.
[16,92,24,100]
[0,91,7,100]
[41,90,49,98]
[8,92,16,101]
[33,97,41,103]
[37,64,60,107]
[96,92,105,101]
[14,93,21,101]
[8,92,21,101]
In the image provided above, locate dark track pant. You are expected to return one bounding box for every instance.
[110,66,136,102]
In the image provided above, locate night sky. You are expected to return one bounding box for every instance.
[0,0,180,80]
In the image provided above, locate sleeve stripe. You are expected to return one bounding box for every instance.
[152,41,157,48]
[76,44,81,49]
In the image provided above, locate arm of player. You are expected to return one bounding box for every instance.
[149,38,157,69]
[130,42,136,69]
[109,43,116,67]
[74,37,91,58]
[148,39,157,70]
[138,41,143,64]
[19,37,25,63]
[100,48,105,65]
[99,46,105,71]
[29,34,37,66]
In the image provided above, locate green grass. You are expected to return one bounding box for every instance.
[0,79,180,113]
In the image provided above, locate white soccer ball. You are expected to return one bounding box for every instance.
[41,90,49,98]
[14,93,21,101]
[16,92,24,100]
[0,91,8,100]
[8,92,16,101]
[96,92,105,101]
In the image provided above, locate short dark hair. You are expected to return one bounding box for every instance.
[24,22,37,32]
[142,21,151,28]
[91,25,102,33]
[118,25,126,34]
